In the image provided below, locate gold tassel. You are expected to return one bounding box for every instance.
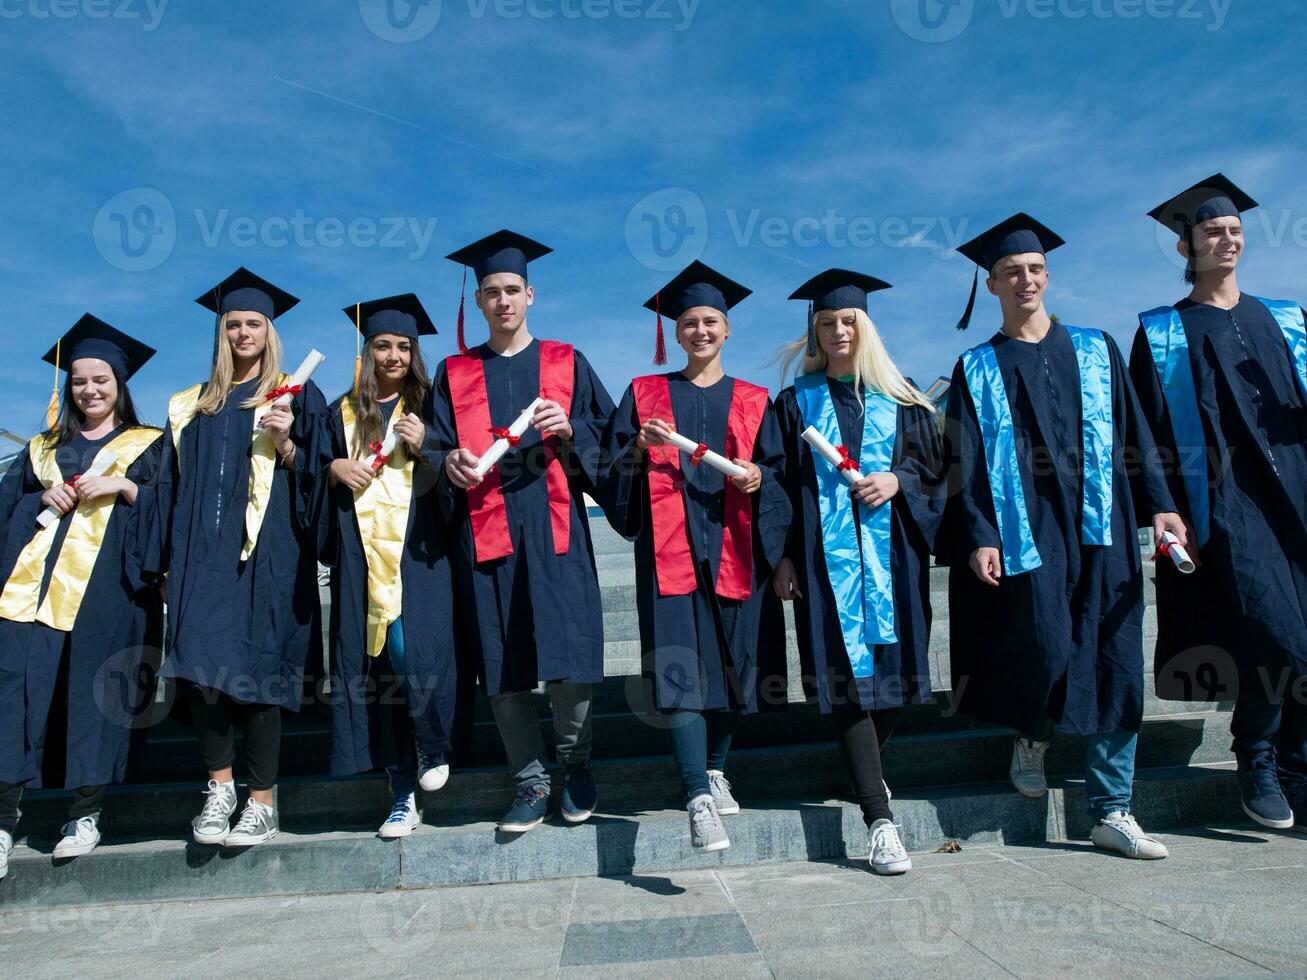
[44,338,61,431]
[352,303,363,395]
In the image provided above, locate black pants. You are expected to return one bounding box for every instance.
[665,709,740,803]
[832,708,900,827]
[191,687,282,791]
[1231,668,1307,791]
[0,782,105,834]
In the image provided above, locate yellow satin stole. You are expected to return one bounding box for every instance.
[0,427,163,632]
[340,397,413,658]
[169,375,289,563]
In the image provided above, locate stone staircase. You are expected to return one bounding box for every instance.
[0,512,1240,910]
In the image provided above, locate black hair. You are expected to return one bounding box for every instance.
[48,362,143,449]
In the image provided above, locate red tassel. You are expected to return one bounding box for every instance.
[653,291,667,366]
[456,265,469,355]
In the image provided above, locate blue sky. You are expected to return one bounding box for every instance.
[1,0,1302,433]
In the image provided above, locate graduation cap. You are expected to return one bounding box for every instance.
[642,261,752,365]
[445,230,553,354]
[1148,173,1258,237]
[343,293,438,341]
[195,267,300,321]
[954,213,1065,330]
[42,313,156,380]
[789,268,893,357]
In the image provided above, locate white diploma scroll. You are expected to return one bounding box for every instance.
[662,430,748,480]
[801,426,864,486]
[271,349,326,407]
[368,430,399,472]
[1158,530,1196,574]
[37,450,119,528]
[472,398,545,479]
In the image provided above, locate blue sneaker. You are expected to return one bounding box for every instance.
[560,765,597,824]
[1236,751,1295,829]
[498,784,550,833]
[1280,776,1306,830]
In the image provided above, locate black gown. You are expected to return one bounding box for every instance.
[321,394,457,774]
[1128,295,1307,701]
[774,379,944,714]
[0,427,164,789]
[601,373,792,713]
[155,378,331,710]
[941,321,1176,736]
[427,340,614,697]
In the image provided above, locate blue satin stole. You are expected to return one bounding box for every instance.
[960,324,1115,577]
[795,373,897,679]
[1141,296,1307,546]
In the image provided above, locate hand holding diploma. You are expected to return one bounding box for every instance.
[1152,513,1196,574]
[802,425,898,506]
[472,398,545,479]
[37,450,119,527]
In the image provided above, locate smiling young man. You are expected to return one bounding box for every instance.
[942,214,1186,859]
[1129,175,1307,831]
[431,230,615,832]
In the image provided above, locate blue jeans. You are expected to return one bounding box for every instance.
[1084,730,1137,819]
[385,619,416,796]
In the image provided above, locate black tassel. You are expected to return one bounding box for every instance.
[804,301,818,357]
[956,267,979,331]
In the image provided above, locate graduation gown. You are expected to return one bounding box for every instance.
[320,394,457,774]
[775,378,944,714]
[0,427,164,789]
[1129,295,1307,701]
[155,378,331,710]
[942,321,1176,736]
[428,340,614,697]
[601,373,791,713]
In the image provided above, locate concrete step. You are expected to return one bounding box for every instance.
[0,761,1244,912]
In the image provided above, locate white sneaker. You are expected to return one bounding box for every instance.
[1091,810,1169,860]
[419,764,450,793]
[0,828,12,880]
[688,794,730,852]
[869,818,912,875]
[53,814,101,859]
[707,770,740,815]
[224,799,278,847]
[1010,738,1050,798]
[192,779,238,845]
[379,792,420,839]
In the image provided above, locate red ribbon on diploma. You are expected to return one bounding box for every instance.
[835,445,859,472]
[265,384,302,401]
[368,441,390,472]
[690,443,709,466]
[489,426,521,447]
[65,474,81,488]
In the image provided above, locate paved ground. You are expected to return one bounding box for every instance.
[2,824,1304,979]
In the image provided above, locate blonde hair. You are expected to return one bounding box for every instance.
[196,312,285,415]
[776,308,935,413]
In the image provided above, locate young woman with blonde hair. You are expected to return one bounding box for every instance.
[155,268,329,848]
[772,269,945,875]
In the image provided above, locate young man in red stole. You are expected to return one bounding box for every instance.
[431,230,615,832]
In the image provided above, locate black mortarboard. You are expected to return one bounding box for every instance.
[343,293,438,341]
[1147,173,1258,237]
[954,213,1065,330]
[195,267,300,320]
[445,229,552,353]
[642,261,752,365]
[789,269,893,357]
[42,313,156,380]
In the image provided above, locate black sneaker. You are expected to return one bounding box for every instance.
[560,765,597,824]
[1236,751,1295,829]
[1280,777,1306,830]
[498,784,550,833]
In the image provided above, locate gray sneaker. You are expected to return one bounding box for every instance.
[0,828,11,880]
[224,799,278,847]
[707,770,739,815]
[192,779,237,845]
[1010,737,1050,798]
[688,794,729,852]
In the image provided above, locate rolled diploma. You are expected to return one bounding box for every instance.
[37,450,119,528]
[662,430,748,480]
[1159,530,1196,574]
[473,398,545,478]
[270,349,326,407]
[368,429,399,472]
[801,426,864,486]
